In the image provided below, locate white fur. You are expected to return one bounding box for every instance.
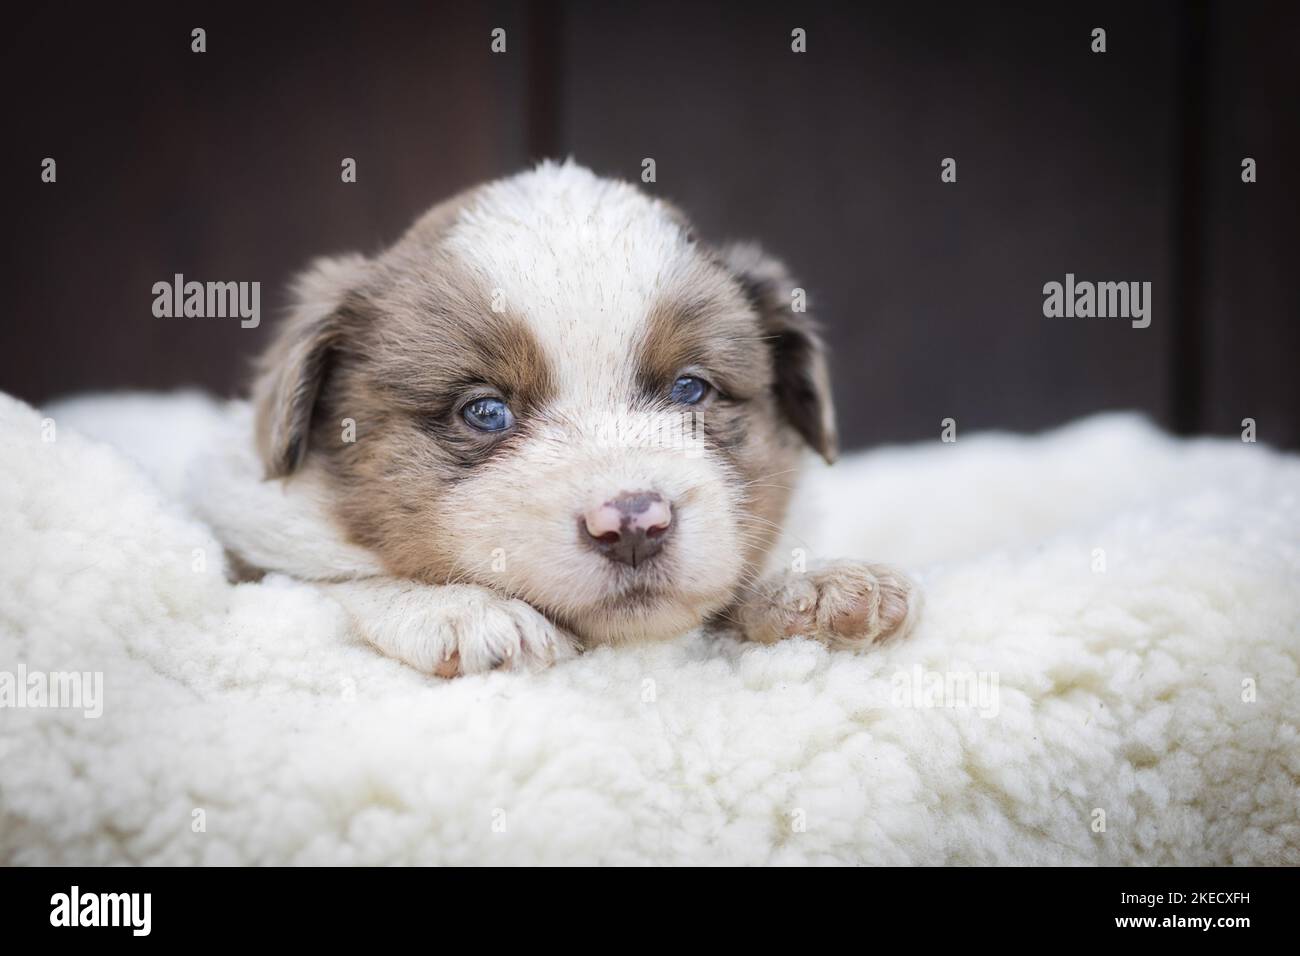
[447,160,695,402]
[189,403,383,581]
[322,579,574,674]
[48,394,382,580]
[5,390,1298,864]
[426,162,748,635]
[430,413,745,642]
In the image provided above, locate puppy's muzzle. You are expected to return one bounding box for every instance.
[581,491,673,568]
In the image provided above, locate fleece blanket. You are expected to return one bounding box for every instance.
[1,390,1298,865]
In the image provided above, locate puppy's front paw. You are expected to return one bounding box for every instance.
[421,587,578,677]
[736,561,919,649]
[333,581,577,677]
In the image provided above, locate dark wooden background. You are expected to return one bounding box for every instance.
[4,1,1297,450]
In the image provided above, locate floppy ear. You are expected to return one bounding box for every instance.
[717,242,839,463]
[252,254,368,478]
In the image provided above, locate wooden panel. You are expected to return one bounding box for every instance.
[1,0,530,405]
[5,1,1296,451]
[560,0,1182,449]
[1201,1,1300,448]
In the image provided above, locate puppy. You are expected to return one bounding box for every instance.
[246,161,919,676]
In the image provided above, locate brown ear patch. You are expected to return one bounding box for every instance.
[716,242,839,463]
[765,319,838,464]
[261,327,334,476]
[252,254,369,478]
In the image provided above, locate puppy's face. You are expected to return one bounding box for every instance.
[254,163,836,645]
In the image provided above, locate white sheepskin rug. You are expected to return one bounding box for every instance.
[2,390,1297,865]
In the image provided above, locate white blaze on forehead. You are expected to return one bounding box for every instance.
[443,161,696,402]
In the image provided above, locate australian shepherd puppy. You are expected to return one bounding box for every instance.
[239,161,918,676]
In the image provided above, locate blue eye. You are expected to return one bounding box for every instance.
[462,397,515,432]
[670,376,711,405]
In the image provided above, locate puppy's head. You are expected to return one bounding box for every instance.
[253,162,836,644]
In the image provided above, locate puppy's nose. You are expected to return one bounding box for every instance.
[582,491,674,568]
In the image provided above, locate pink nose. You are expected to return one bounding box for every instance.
[582,491,674,567]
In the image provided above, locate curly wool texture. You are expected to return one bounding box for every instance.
[1,391,1297,865]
